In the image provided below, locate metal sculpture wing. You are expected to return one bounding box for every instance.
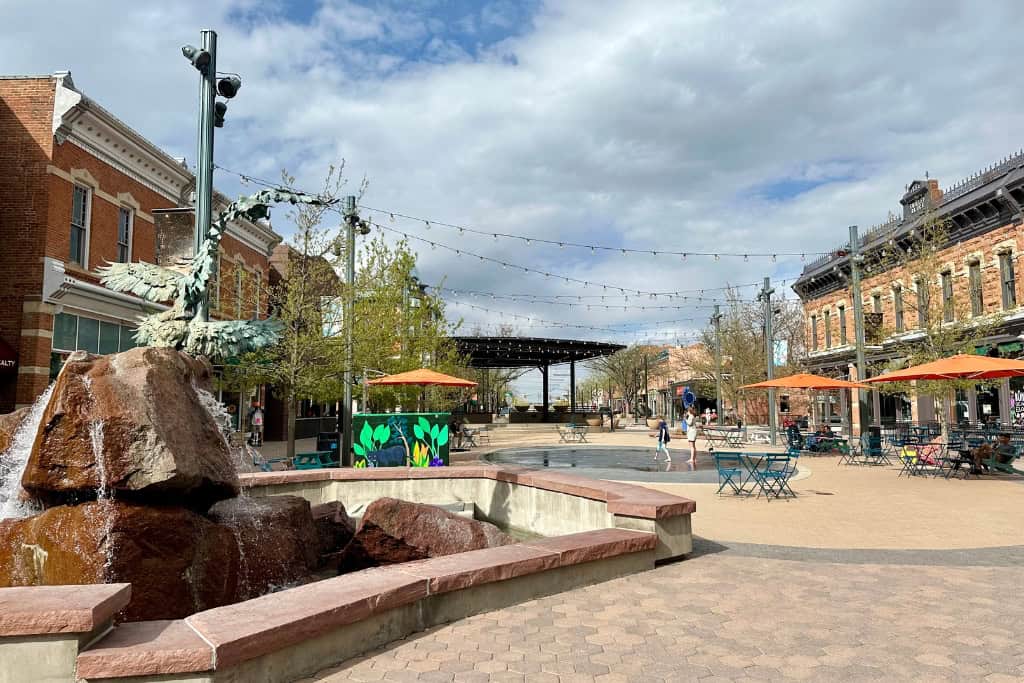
[96,261,183,303]
[184,318,285,359]
[97,188,331,360]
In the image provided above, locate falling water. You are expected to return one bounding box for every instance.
[81,376,115,579]
[0,382,56,519]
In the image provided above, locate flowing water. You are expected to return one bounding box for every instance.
[0,383,56,519]
[81,376,115,579]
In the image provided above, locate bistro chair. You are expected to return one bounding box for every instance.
[753,454,797,499]
[713,452,746,495]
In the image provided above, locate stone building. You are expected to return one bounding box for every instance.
[0,72,281,414]
[792,152,1024,428]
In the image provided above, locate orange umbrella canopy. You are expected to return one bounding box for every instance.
[866,354,1024,383]
[366,368,478,388]
[741,373,871,390]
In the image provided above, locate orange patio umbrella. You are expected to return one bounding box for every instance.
[865,354,1024,383]
[741,373,871,390]
[367,368,478,388]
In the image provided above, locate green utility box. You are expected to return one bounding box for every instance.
[352,412,450,467]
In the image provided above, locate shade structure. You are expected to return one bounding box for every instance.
[366,368,477,388]
[741,373,871,391]
[866,354,1024,383]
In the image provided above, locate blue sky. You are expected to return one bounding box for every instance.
[3,0,1024,400]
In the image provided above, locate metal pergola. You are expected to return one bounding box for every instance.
[452,336,625,415]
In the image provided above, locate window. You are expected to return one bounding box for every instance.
[941,270,954,322]
[872,294,882,314]
[1000,251,1016,310]
[70,185,90,267]
[824,310,832,349]
[52,312,137,354]
[968,260,983,316]
[838,305,847,345]
[235,268,244,318]
[916,278,930,328]
[117,207,133,263]
[894,286,904,332]
[810,315,818,350]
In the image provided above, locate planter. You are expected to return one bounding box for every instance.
[513,405,530,413]
[553,405,568,413]
[646,418,660,429]
[586,417,603,427]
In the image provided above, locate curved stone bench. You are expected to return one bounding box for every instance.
[0,466,694,683]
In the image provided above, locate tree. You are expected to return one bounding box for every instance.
[586,345,658,418]
[224,166,349,459]
[690,289,805,422]
[351,235,463,412]
[865,211,1004,432]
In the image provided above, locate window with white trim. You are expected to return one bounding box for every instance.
[117,207,133,263]
[70,185,90,267]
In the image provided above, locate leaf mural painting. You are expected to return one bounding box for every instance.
[352,413,450,467]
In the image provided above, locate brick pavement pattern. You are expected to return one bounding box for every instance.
[302,551,1024,682]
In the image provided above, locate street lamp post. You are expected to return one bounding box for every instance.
[759,277,777,445]
[340,196,370,467]
[712,305,724,426]
[181,30,241,321]
[849,225,870,437]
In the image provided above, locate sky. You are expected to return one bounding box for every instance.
[3,0,1023,401]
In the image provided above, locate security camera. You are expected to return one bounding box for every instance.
[181,45,211,73]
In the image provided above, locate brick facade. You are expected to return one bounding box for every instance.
[802,219,1023,354]
[0,73,280,413]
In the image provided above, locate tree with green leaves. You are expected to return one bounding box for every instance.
[351,234,463,412]
[585,345,659,418]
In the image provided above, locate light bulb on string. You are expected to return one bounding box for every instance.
[744,254,749,262]
[714,254,720,261]
[682,253,688,261]
[771,254,777,263]
[389,213,395,222]
[425,221,430,230]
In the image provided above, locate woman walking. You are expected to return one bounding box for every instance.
[654,415,671,461]
[686,407,699,466]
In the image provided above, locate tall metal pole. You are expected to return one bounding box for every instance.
[712,305,724,426]
[193,29,217,322]
[849,225,870,438]
[341,196,357,466]
[761,277,777,445]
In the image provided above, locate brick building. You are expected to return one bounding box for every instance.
[792,152,1024,429]
[0,72,281,414]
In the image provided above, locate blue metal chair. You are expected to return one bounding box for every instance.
[753,454,797,499]
[713,452,746,495]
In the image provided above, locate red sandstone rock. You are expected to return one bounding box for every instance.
[21,348,239,508]
[310,501,356,565]
[0,407,29,457]
[206,495,319,600]
[337,498,515,574]
[0,500,239,622]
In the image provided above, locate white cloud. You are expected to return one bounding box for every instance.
[3,0,1023,386]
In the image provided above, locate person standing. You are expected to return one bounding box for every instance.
[654,415,671,461]
[686,408,699,466]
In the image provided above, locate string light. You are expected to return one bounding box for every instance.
[355,203,829,259]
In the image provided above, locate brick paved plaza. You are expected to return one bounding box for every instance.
[300,429,1024,682]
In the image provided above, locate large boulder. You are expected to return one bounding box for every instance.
[206,495,319,600]
[337,498,515,574]
[21,348,239,508]
[311,501,356,560]
[0,500,239,621]
[0,407,29,456]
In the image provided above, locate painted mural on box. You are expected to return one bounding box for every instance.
[1011,390,1024,426]
[352,413,450,468]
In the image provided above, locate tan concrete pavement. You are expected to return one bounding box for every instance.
[303,552,1024,682]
